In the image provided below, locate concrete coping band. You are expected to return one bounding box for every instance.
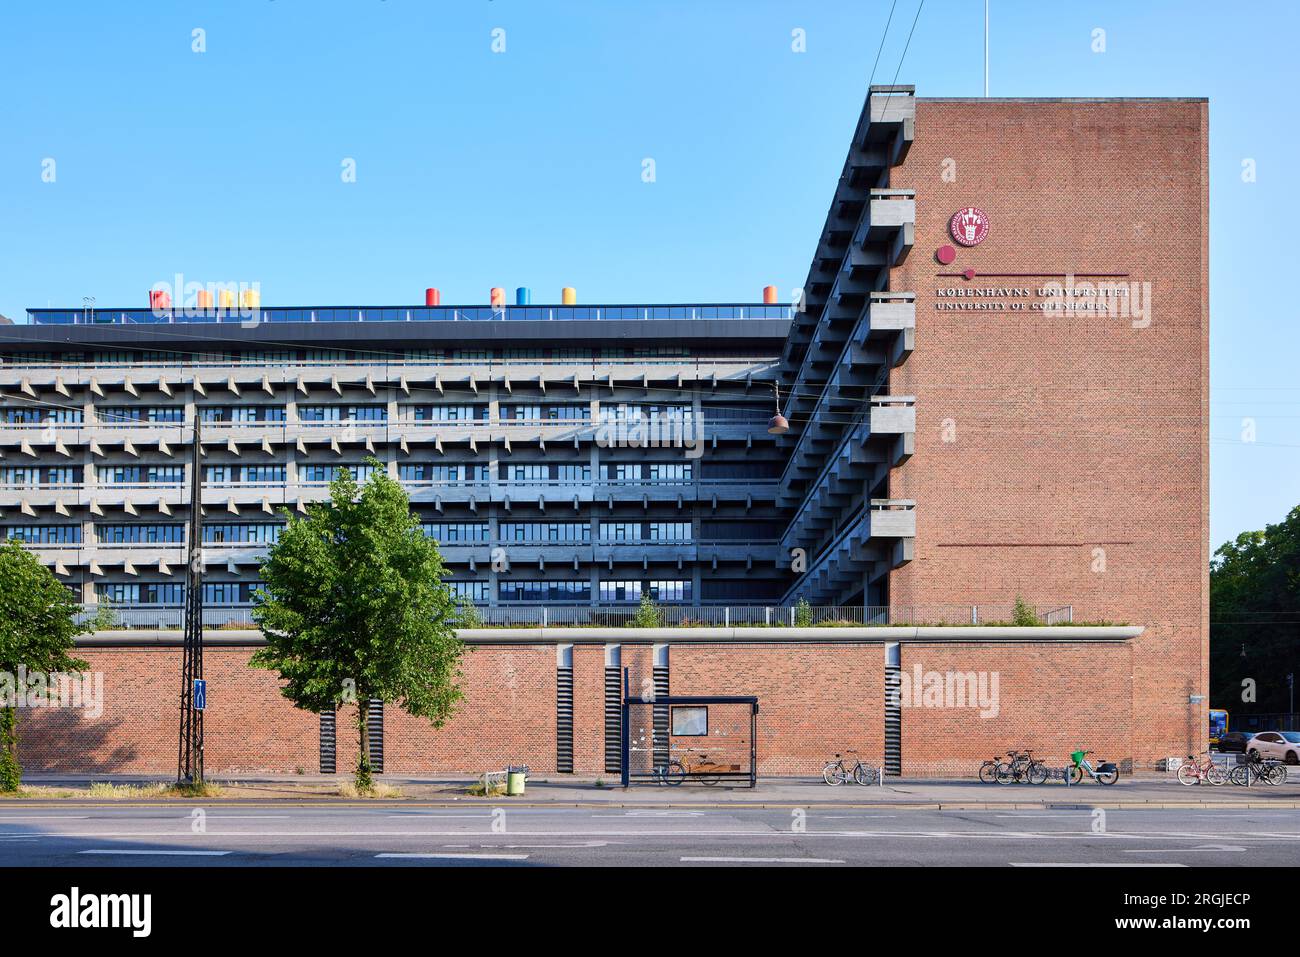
[77,625,1144,648]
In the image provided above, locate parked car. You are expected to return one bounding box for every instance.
[1246,731,1300,764]
[1214,731,1251,754]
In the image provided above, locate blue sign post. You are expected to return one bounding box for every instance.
[193,679,207,712]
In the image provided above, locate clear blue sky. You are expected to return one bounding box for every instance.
[0,1,1295,550]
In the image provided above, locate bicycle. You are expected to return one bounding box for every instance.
[823,751,880,787]
[1228,755,1287,787]
[978,754,1003,784]
[658,748,733,786]
[997,749,1049,785]
[1068,749,1119,785]
[1177,751,1226,786]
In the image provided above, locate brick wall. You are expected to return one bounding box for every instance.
[898,641,1134,777]
[15,637,1148,778]
[669,643,886,775]
[889,99,1210,768]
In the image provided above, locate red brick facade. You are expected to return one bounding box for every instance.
[15,636,1138,778]
[889,99,1210,765]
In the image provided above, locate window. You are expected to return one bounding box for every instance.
[203,523,283,544]
[421,523,490,543]
[599,580,691,602]
[203,581,262,604]
[299,464,376,484]
[671,706,708,736]
[96,582,186,605]
[1,525,81,544]
[96,524,184,544]
[499,522,590,544]
[447,581,490,602]
[405,405,487,423]
[100,406,184,423]
[498,580,591,602]
[647,463,691,483]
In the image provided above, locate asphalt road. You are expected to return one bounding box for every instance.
[1,805,1298,866]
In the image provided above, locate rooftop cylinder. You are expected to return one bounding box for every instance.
[515,287,531,306]
[425,288,440,307]
[561,287,576,305]
[490,287,505,308]
[763,285,779,304]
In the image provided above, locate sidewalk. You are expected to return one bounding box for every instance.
[11,773,1300,808]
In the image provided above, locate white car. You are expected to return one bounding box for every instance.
[1246,731,1300,764]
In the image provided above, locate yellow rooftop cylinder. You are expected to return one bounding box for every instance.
[561,287,576,305]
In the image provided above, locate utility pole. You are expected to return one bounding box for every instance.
[177,417,205,784]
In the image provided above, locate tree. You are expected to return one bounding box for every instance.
[1210,505,1300,714]
[0,541,90,792]
[1011,596,1043,627]
[251,462,466,791]
[633,592,663,628]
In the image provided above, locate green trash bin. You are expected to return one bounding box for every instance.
[1070,750,1086,766]
[506,767,526,796]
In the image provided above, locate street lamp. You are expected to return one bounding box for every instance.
[767,382,789,435]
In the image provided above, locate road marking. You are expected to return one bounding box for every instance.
[1009,862,1187,868]
[1126,845,1246,853]
[681,856,845,864]
[375,852,528,861]
[79,849,231,857]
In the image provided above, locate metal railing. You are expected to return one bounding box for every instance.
[78,602,1077,631]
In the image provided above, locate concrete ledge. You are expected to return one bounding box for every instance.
[76,625,1143,647]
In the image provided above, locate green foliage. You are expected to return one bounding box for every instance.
[250,461,466,791]
[0,709,17,793]
[632,593,663,628]
[1011,596,1042,627]
[1210,506,1300,713]
[793,597,814,627]
[456,600,483,629]
[0,541,91,792]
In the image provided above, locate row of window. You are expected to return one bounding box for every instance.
[496,580,693,602]
[91,579,695,605]
[4,521,722,546]
[0,460,768,487]
[95,582,262,604]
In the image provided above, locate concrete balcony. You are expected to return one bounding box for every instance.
[869,395,916,436]
[868,498,916,538]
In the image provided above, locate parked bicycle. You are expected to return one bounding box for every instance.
[823,751,880,787]
[1068,749,1119,785]
[997,749,1049,785]
[978,754,1004,784]
[1228,755,1287,787]
[1177,751,1226,786]
[658,748,735,786]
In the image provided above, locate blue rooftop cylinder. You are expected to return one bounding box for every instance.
[515,287,531,305]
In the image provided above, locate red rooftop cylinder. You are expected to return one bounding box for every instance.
[490,287,505,308]
[425,288,440,306]
[762,285,779,304]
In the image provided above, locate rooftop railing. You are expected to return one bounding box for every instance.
[27,304,796,327]
[78,603,1079,631]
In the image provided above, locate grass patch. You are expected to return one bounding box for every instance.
[88,781,171,799]
[338,781,403,799]
[0,785,80,799]
[466,779,506,797]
